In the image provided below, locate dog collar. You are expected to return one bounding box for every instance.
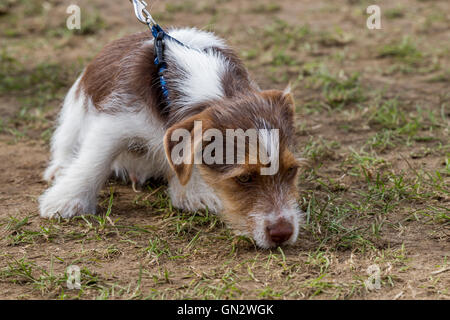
[130,0,191,105]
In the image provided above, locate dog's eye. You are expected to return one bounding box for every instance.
[236,173,253,184]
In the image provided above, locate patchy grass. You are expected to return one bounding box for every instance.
[378,37,424,66]
[0,50,75,141]
[0,52,68,96]
[262,19,311,48]
[385,7,405,20]
[248,3,282,14]
[363,99,447,152]
[303,66,365,109]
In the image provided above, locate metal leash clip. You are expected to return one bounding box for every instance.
[130,0,156,26]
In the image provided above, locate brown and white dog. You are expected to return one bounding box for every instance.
[39,28,304,248]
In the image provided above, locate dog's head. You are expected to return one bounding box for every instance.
[164,89,303,248]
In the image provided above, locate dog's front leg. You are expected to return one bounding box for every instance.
[39,116,126,219]
[168,168,223,214]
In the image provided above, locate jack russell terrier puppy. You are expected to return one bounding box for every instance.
[39,28,304,248]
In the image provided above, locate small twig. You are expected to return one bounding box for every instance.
[431,267,450,275]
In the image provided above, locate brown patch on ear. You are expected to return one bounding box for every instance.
[163,111,211,185]
[283,92,295,113]
[260,89,295,113]
[163,129,192,185]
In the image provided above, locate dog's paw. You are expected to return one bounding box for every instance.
[43,163,62,182]
[169,188,222,214]
[39,186,95,219]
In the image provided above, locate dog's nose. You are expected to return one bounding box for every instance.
[267,219,293,245]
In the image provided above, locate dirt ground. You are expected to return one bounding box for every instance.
[0,0,448,299]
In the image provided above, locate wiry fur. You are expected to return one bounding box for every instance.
[39,28,304,248]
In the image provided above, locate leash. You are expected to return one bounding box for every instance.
[130,0,189,103]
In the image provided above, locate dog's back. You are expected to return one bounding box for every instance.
[80,29,252,121]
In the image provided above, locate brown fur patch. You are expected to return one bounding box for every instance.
[80,32,165,117]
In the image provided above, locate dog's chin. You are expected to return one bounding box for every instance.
[235,223,298,249]
[252,233,298,249]
[233,229,276,249]
[254,237,276,249]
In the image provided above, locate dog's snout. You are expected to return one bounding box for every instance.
[267,219,293,245]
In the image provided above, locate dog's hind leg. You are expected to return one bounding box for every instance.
[44,75,86,182]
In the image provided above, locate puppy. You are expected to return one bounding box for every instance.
[39,28,304,248]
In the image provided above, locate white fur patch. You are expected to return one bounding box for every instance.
[257,122,280,176]
[168,28,226,50]
[43,74,86,182]
[40,97,171,218]
[163,29,229,119]
[168,167,223,214]
[167,45,226,105]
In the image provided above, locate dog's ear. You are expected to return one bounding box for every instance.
[260,88,295,114]
[163,112,210,185]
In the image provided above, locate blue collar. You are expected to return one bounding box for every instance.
[131,0,190,106]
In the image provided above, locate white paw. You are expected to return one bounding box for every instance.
[39,185,96,219]
[43,163,62,182]
[169,188,222,214]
